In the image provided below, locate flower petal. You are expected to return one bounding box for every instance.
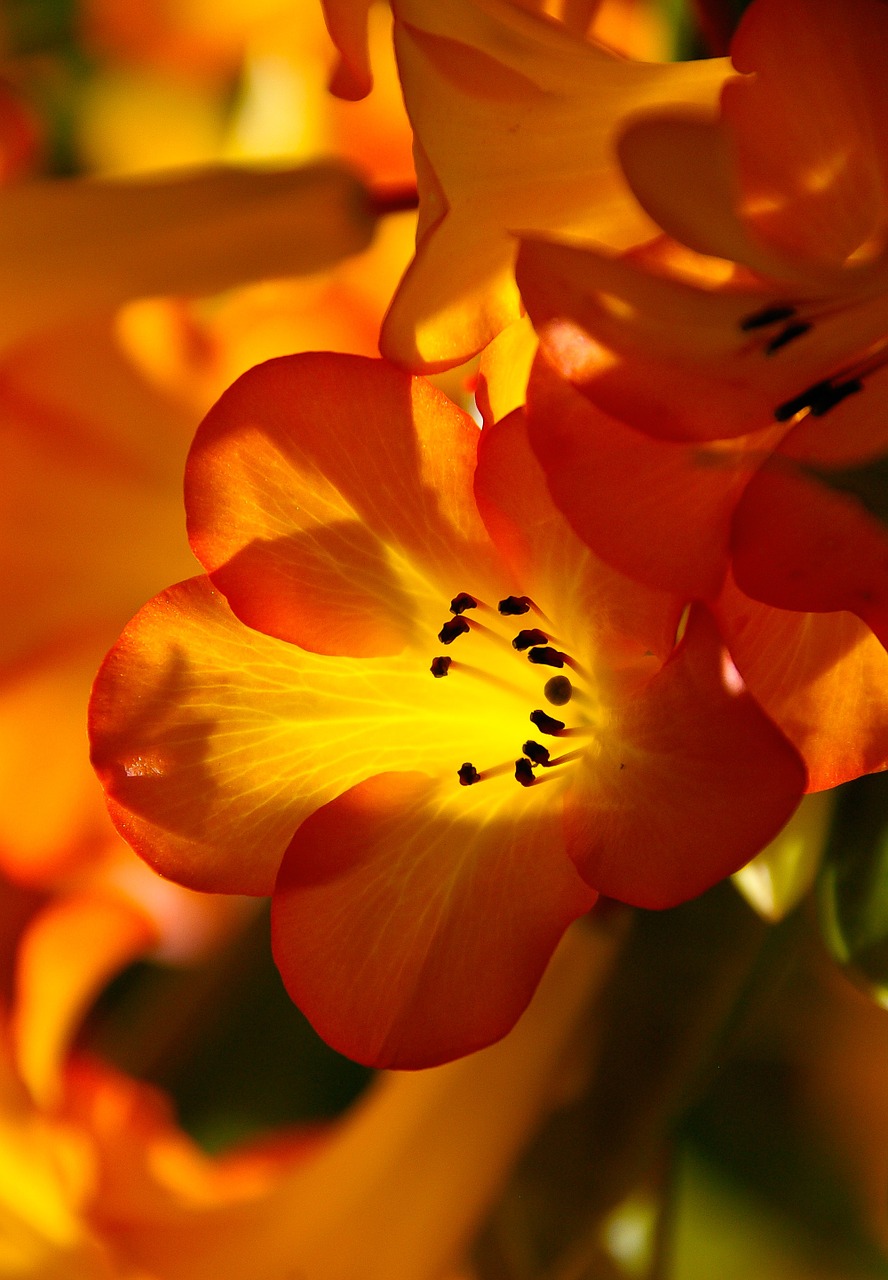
[187,353,506,657]
[562,606,807,907]
[272,771,596,1068]
[474,404,682,665]
[716,574,888,791]
[380,0,728,368]
[525,352,774,598]
[90,576,546,895]
[726,0,888,270]
[0,164,375,354]
[12,891,158,1108]
[732,386,888,644]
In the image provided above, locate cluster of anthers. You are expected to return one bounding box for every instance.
[428,590,589,789]
[739,299,886,420]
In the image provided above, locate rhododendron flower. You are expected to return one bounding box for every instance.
[90,353,805,1068]
[0,866,612,1280]
[362,0,730,370]
[518,0,888,637]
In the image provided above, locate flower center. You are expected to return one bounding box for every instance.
[428,589,592,789]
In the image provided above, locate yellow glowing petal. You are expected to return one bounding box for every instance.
[12,892,159,1108]
[733,790,835,922]
[91,576,564,895]
[476,316,538,426]
[0,164,375,353]
[381,0,729,368]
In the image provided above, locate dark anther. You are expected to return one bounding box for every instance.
[512,628,548,651]
[498,595,531,616]
[458,762,480,786]
[809,378,863,416]
[438,616,471,644]
[450,592,478,615]
[776,377,863,422]
[544,675,573,706]
[430,656,452,678]
[522,740,550,766]
[739,303,797,331]
[515,758,536,787]
[530,709,565,735]
[764,321,813,355]
[528,646,564,668]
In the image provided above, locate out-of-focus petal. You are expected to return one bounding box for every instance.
[273,771,594,1067]
[323,0,375,99]
[525,353,778,598]
[562,607,807,907]
[0,163,375,353]
[187,354,505,657]
[12,892,158,1108]
[380,0,729,368]
[716,573,888,791]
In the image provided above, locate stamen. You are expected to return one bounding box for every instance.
[450,592,478,615]
[498,595,532,616]
[544,675,573,706]
[775,376,863,421]
[739,303,797,331]
[438,617,471,644]
[515,758,536,787]
[809,378,863,416]
[522,740,551,766]
[528,646,565,668]
[530,709,566,735]
[512,628,549,651]
[547,748,585,768]
[458,762,480,786]
[764,321,812,355]
[430,656,452,678]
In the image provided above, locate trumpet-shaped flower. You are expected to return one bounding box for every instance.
[518,0,888,641]
[90,353,805,1068]
[366,0,730,370]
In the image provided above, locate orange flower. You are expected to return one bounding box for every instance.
[515,0,888,790]
[89,353,804,1067]
[368,0,729,370]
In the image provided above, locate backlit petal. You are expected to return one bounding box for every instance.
[186,353,506,657]
[726,0,888,271]
[380,0,728,368]
[525,353,776,598]
[716,574,888,791]
[272,771,595,1068]
[562,607,806,907]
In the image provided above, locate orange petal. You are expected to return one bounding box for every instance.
[186,353,505,657]
[562,606,807,907]
[475,405,682,666]
[716,574,888,791]
[733,369,888,641]
[272,771,595,1068]
[12,891,158,1108]
[516,235,873,442]
[726,0,888,271]
[525,352,773,598]
[323,0,375,99]
[0,164,375,353]
[380,0,728,368]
